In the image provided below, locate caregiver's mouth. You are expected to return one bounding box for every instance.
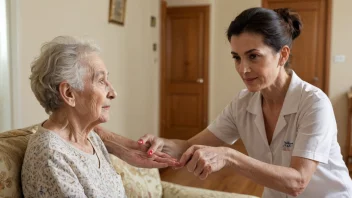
[244,77,257,83]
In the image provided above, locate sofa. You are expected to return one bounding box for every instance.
[0,124,259,198]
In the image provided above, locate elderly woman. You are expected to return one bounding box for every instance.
[21,36,127,197]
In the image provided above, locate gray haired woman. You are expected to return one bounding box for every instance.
[21,36,126,198]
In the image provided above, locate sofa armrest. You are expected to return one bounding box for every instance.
[161,181,259,198]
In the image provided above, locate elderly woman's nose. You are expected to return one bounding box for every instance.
[107,85,116,99]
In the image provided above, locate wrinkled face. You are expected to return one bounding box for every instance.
[74,53,116,124]
[230,32,282,92]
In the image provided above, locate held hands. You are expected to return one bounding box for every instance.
[122,141,178,168]
[138,133,232,180]
[138,134,190,160]
[137,134,166,156]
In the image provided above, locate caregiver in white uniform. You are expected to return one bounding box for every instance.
[137,7,352,197]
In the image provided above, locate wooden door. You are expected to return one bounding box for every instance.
[160,5,209,140]
[263,0,331,94]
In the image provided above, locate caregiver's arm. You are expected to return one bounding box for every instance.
[228,150,318,196]
[179,145,318,196]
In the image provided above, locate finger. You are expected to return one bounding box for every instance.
[137,134,163,156]
[147,139,163,156]
[137,143,149,152]
[199,165,210,180]
[179,146,199,166]
[154,151,180,166]
[141,160,169,169]
[194,159,206,177]
[185,150,201,173]
[154,151,175,159]
[138,134,153,145]
[153,155,177,166]
[133,150,169,168]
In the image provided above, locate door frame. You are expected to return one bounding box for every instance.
[159,0,167,137]
[159,1,210,138]
[262,0,332,95]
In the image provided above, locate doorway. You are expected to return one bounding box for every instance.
[159,1,210,140]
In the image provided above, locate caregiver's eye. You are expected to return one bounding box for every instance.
[249,54,258,60]
[232,55,241,61]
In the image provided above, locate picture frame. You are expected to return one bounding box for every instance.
[109,0,127,25]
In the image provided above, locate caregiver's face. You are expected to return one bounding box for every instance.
[230,32,281,92]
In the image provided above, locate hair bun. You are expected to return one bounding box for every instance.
[274,8,302,40]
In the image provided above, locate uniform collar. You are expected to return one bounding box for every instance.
[246,70,303,116]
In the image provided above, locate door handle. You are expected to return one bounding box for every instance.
[313,77,319,83]
[196,78,204,84]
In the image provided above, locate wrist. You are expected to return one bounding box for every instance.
[162,139,189,159]
[184,139,192,150]
[109,142,127,159]
[223,147,237,167]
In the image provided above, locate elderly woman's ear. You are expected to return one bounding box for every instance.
[59,81,76,107]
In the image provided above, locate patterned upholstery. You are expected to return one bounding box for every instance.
[0,125,259,198]
[110,156,163,198]
[0,125,37,198]
[161,181,259,198]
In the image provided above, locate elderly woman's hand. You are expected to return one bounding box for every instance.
[119,143,178,168]
[138,134,190,160]
[177,145,233,180]
[94,125,178,168]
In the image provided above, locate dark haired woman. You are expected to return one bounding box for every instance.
[98,7,352,197]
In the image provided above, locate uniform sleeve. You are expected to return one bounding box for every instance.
[207,96,240,145]
[292,96,336,164]
[34,152,87,198]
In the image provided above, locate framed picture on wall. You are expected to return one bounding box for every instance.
[109,0,127,25]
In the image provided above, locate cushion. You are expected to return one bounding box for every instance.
[161,181,259,198]
[110,155,163,198]
[0,125,38,198]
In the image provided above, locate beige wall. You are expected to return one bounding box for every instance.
[16,0,160,140]
[166,0,211,6]
[329,0,352,156]
[209,0,260,120]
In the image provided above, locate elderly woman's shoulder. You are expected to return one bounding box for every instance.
[26,127,67,158]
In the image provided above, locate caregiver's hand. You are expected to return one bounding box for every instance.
[178,145,232,180]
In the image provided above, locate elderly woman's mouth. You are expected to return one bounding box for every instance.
[102,106,111,110]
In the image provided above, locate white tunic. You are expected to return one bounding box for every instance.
[22,125,126,198]
[208,71,352,198]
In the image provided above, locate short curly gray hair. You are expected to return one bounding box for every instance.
[30,36,100,114]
